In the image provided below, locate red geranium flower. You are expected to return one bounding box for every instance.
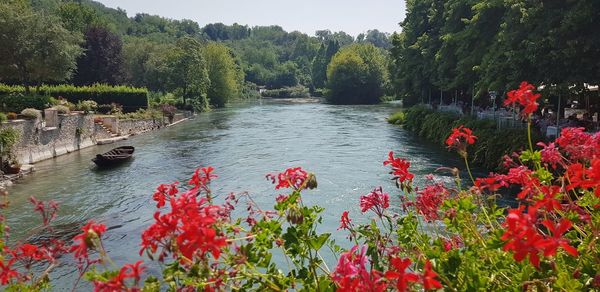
[359,187,389,217]
[422,260,443,290]
[504,81,541,119]
[338,210,352,230]
[445,126,476,156]
[384,257,418,291]
[71,221,107,263]
[383,151,414,184]
[266,167,309,190]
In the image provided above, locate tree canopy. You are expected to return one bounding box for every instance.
[326,43,388,104]
[0,0,82,91]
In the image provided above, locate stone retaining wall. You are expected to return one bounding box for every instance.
[0,111,191,165]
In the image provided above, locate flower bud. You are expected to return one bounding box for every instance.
[306,173,317,190]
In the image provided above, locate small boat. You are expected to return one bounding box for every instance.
[92,146,135,167]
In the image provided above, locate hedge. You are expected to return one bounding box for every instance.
[0,84,148,112]
[394,105,542,171]
[261,86,310,99]
[0,94,52,113]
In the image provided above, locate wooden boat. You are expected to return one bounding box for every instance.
[92,146,135,167]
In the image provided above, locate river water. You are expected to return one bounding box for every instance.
[4,99,471,288]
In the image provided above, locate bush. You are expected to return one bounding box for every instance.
[0,113,6,123]
[0,93,52,113]
[96,104,112,114]
[0,84,148,113]
[20,108,41,120]
[52,105,70,114]
[74,100,98,113]
[0,127,20,159]
[387,111,406,125]
[398,106,540,170]
[261,86,310,98]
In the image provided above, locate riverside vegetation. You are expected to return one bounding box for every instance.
[0,83,599,291]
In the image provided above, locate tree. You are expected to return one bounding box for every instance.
[326,43,388,104]
[73,26,124,85]
[311,40,339,89]
[0,0,82,91]
[204,42,243,107]
[57,2,103,33]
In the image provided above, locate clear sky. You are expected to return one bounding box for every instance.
[95,0,406,36]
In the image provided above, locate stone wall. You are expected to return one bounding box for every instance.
[117,118,165,136]
[0,113,100,164]
[0,111,191,165]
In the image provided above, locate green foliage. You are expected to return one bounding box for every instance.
[326,43,388,104]
[0,93,52,113]
[386,111,406,125]
[20,108,41,120]
[0,0,83,90]
[115,108,162,121]
[204,42,243,107]
[390,0,600,104]
[261,86,310,99]
[74,100,98,113]
[73,27,124,85]
[0,113,6,124]
[0,127,20,160]
[52,105,70,114]
[0,84,148,112]
[311,40,339,89]
[401,106,540,170]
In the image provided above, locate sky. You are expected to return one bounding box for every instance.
[95,0,406,36]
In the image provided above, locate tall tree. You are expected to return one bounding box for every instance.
[0,0,82,91]
[204,42,243,107]
[73,26,124,85]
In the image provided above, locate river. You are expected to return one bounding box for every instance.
[4,99,472,288]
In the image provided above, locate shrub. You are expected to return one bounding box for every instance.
[96,104,112,114]
[75,100,98,113]
[0,93,52,113]
[52,105,70,114]
[0,84,148,112]
[0,113,6,123]
[261,86,310,98]
[387,111,406,125]
[398,105,540,170]
[20,108,41,119]
[0,127,20,161]
[159,104,177,118]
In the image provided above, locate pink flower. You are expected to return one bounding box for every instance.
[359,187,389,217]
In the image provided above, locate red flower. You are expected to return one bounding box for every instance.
[415,184,448,222]
[338,210,352,230]
[0,259,19,285]
[556,127,599,161]
[501,206,545,268]
[504,81,541,118]
[422,260,443,290]
[383,151,414,184]
[189,166,217,193]
[71,221,107,263]
[536,142,563,168]
[152,182,179,208]
[384,257,418,291]
[141,185,226,263]
[445,126,477,156]
[359,187,389,217]
[93,261,145,291]
[266,167,309,190]
[539,219,578,257]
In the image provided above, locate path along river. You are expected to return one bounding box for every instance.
[4,99,480,288]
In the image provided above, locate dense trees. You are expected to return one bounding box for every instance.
[390,0,600,106]
[74,27,124,85]
[0,0,82,91]
[311,40,340,89]
[204,43,243,107]
[326,44,388,104]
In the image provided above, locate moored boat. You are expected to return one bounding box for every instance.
[92,146,135,167]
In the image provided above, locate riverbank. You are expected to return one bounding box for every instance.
[0,111,192,188]
[389,105,542,170]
